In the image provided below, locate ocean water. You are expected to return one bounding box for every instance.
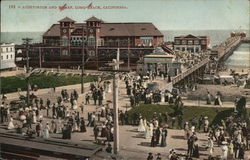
[224,43,250,68]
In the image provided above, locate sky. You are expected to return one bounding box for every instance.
[1,0,249,32]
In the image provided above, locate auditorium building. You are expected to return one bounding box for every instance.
[16,16,164,69]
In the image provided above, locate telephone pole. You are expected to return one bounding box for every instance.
[22,38,33,105]
[99,48,129,155]
[81,26,86,94]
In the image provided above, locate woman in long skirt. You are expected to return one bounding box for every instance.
[145,123,151,139]
[80,118,86,133]
[7,116,15,130]
[138,117,146,132]
[43,123,50,138]
[32,111,37,124]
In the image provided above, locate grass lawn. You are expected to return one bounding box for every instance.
[127,104,250,126]
[0,73,99,94]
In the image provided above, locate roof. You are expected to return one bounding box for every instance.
[43,24,61,37]
[144,53,175,58]
[86,16,102,22]
[100,23,163,37]
[44,17,163,37]
[175,34,208,39]
[0,133,102,158]
[58,17,75,22]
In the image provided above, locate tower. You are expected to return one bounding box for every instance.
[59,17,75,57]
[85,16,102,61]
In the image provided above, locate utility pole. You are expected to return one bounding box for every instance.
[99,48,129,155]
[39,47,42,68]
[127,37,130,70]
[22,38,33,105]
[81,26,86,94]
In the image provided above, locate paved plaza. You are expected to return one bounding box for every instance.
[1,74,249,159]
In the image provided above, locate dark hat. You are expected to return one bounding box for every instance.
[148,152,152,155]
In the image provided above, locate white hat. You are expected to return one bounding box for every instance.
[221,141,228,145]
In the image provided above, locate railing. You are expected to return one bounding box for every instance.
[172,57,209,84]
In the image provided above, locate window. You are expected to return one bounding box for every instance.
[201,40,206,45]
[188,40,193,45]
[6,55,8,59]
[88,36,96,46]
[10,54,13,59]
[182,40,187,45]
[176,47,180,50]
[1,56,3,60]
[194,40,199,45]
[62,36,69,46]
[62,50,68,55]
[175,40,180,45]
[6,48,8,52]
[88,50,96,56]
[141,37,153,46]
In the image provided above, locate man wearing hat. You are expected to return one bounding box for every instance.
[156,153,161,160]
[147,152,153,160]
[203,116,208,131]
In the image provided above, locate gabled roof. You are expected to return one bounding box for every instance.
[59,17,75,22]
[85,16,101,22]
[100,23,163,37]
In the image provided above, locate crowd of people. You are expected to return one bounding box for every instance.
[0,71,249,159]
[175,50,207,69]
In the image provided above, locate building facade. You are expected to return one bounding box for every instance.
[0,43,16,70]
[173,34,210,53]
[15,16,164,69]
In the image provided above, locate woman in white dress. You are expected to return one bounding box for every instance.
[56,118,63,133]
[221,141,228,160]
[145,122,151,139]
[43,123,50,138]
[191,126,195,133]
[72,99,78,110]
[7,116,15,130]
[138,117,145,132]
[149,122,154,137]
[32,111,37,124]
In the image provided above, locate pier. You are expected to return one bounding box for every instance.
[171,35,245,86]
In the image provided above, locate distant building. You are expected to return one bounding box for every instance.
[230,32,246,38]
[15,16,164,69]
[141,52,182,77]
[0,43,16,70]
[173,34,210,53]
